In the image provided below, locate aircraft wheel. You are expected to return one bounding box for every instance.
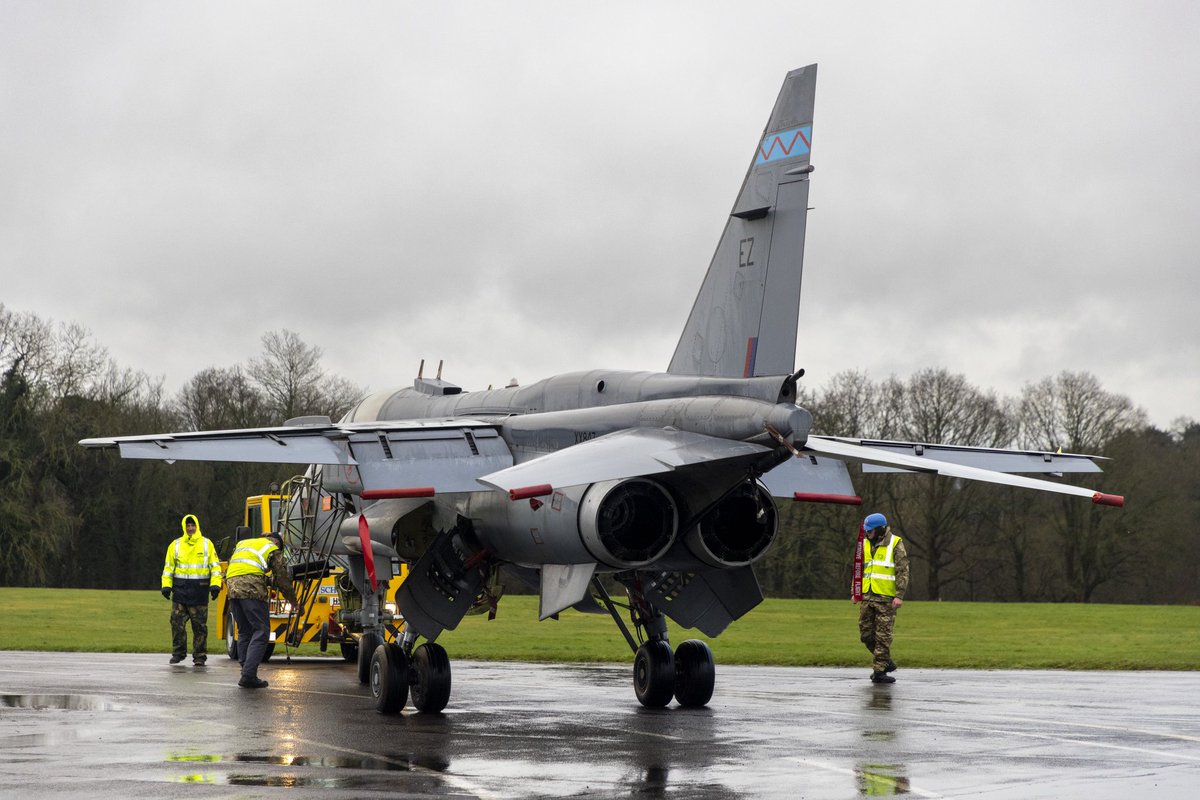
[673,639,715,707]
[226,612,238,660]
[410,642,452,713]
[370,642,408,714]
[340,641,358,663]
[357,631,382,684]
[633,641,675,708]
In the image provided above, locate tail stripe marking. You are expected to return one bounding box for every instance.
[755,126,812,166]
[743,337,759,378]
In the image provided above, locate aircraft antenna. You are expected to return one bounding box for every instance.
[418,359,425,379]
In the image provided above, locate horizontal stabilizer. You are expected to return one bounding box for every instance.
[478,428,770,493]
[759,452,856,499]
[802,437,1122,505]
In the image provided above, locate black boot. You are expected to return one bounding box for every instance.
[885,660,897,673]
[871,670,896,684]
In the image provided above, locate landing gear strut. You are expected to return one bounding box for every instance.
[595,576,716,708]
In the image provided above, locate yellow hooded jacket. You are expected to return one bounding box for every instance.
[162,514,223,605]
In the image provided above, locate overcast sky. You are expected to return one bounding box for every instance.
[2,1,1197,428]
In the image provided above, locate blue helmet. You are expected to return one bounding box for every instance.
[864,513,887,531]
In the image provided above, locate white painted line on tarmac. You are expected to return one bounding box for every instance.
[812,706,1200,764]
[985,712,1200,744]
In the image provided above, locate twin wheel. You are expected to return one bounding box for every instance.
[634,639,715,708]
[363,633,714,713]
[360,632,452,714]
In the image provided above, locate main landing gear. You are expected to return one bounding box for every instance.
[596,577,716,709]
[364,629,453,715]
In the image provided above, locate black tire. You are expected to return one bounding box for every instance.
[673,639,715,707]
[319,622,329,652]
[410,642,452,714]
[339,641,358,663]
[634,640,675,708]
[357,631,382,684]
[226,612,238,660]
[262,643,275,662]
[370,642,408,714]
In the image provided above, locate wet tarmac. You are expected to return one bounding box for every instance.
[0,650,1196,798]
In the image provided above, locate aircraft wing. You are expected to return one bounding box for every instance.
[801,436,1124,506]
[79,418,513,494]
[478,428,771,494]
[814,436,1104,474]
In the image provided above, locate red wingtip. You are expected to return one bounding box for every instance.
[1092,492,1125,508]
[793,492,863,506]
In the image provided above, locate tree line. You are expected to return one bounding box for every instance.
[1,304,1196,604]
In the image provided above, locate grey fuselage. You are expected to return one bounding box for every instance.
[344,370,811,461]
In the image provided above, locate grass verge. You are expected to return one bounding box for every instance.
[1,588,1195,670]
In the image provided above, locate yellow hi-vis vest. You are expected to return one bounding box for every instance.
[226,538,280,578]
[161,535,222,589]
[863,533,901,597]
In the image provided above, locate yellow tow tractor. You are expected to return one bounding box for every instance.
[216,487,407,662]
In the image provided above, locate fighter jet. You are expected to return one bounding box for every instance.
[81,65,1123,713]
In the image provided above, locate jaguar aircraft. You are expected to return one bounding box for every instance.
[82,65,1123,713]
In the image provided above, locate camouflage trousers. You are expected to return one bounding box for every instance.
[170,602,209,660]
[858,598,897,673]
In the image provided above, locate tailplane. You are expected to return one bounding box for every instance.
[668,65,817,378]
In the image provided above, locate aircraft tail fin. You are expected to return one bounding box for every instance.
[668,65,816,378]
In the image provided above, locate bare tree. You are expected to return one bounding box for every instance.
[883,369,1016,600]
[1018,371,1148,601]
[176,366,270,431]
[808,370,904,438]
[248,330,324,422]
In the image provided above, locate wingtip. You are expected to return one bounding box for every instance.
[1092,492,1125,508]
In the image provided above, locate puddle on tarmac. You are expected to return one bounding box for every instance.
[167,752,449,786]
[0,694,116,711]
[225,774,377,788]
[232,754,415,771]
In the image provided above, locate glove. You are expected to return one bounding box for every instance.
[161,587,171,600]
[210,586,221,601]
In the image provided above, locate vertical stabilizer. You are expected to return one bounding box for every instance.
[668,65,816,378]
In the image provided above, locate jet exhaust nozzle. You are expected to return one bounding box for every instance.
[579,478,678,569]
[686,480,779,568]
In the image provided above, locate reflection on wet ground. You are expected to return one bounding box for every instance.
[2,652,1199,799]
[1,693,116,711]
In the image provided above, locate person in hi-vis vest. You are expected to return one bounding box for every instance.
[853,513,910,684]
[161,514,222,666]
[226,531,298,689]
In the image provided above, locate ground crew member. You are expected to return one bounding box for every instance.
[853,512,910,683]
[226,531,298,689]
[161,514,223,665]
